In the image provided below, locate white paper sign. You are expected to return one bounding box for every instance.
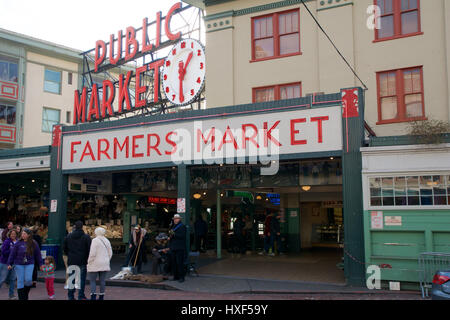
[177,198,186,213]
[371,211,383,229]
[50,200,57,213]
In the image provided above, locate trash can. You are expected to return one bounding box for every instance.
[41,244,59,266]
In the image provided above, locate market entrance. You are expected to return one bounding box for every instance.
[189,158,345,284]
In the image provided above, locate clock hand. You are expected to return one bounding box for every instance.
[182,51,194,76]
[178,60,185,103]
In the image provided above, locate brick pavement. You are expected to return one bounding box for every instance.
[0,282,424,300]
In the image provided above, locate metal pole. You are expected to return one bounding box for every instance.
[216,188,222,259]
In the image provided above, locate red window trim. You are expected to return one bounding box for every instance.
[250,8,302,62]
[373,0,422,42]
[376,66,426,125]
[252,82,302,103]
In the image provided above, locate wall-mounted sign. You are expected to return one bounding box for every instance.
[72,2,204,124]
[177,198,186,213]
[148,196,176,205]
[50,200,57,213]
[385,216,402,226]
[371,211,383,230]
[62,106,343,170]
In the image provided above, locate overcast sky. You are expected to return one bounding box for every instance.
[0,0,183,51]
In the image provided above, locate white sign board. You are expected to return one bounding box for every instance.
[50,200,58,213]
[177,198,186,213]
[385,216,402,226]
[371,211,383,229]
[62,106,343,170]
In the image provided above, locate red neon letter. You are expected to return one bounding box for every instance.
[197,128,215,152]
[125,27,139,61]
[311,116,329,144]
[148,59,165,103]
[101,80,115,118]
[73,88,87,124]
[264,121,282,147]
[118,71,133,112]
[80,141,96,162]
[165,131,177,155]
[155,11,162,48]
[87,83,100,122]
[147,134,162,156]
[135,65,148,108]
[242,124,259,149]
[218,126,238,151]
[165,2,182,41]
[95,40,106,72]
[109,30,122,65]
[70,141,81,163]
[132,135,144,158]
[142,17,153,53]
[290,118,307,145]
[113,137,129,159]
[98,139,111,160]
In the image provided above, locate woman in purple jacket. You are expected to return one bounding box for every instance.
[7,229,42,300]
[0,229,18,299]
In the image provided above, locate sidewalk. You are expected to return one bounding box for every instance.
[40,255,420,297]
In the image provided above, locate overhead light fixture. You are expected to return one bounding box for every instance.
[31,179,35,183]
[193,193,202,199]
[203,192,207,196]
[221,193,224,197]
[256,195,262,200]
[302,186,311,192]
[330,157,334,160]
[163,207,169,213]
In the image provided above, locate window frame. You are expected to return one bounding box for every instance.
[252,82,302,103]
[0,58,19,83]
[376,66,426,125]
[42,107,61,133]
[374,0,423,42]
[43,68,62,95]
[251,8,302,62]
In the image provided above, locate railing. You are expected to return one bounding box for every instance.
[419,252,450,298]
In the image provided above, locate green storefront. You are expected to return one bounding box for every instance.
[362,136,450,289]
[46,87,367,285]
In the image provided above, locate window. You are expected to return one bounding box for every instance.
[68,72,73,85]
[252,9,300,61]
[44,69,62,94]
[253,82,301,103]
[369,175,450,207]
[66,111,71,124]
[0,104,16,125]
[0,59,18,83]
[42,107,60,133]
[375,0,421,41]
[377,67,425,124]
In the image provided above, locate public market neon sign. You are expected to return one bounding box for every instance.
[73,2,190,125]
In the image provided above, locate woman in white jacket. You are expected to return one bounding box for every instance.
[87,227,112,300]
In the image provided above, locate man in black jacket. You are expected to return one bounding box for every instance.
[168,214,187,283]
[63,221,91,300]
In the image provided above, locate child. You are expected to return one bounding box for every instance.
[40,256,56,300]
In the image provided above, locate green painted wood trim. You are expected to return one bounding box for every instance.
[369,134,450,147]
[0,145,51,159]
[177,164,191,252]
[206,26,234,33]
[317,2,353,12]
[204,10,234,21]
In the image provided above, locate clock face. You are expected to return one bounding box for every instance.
[162,39,206,106]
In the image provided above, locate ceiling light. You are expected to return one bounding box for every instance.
[302,186,311,192]
[193,193,202,199]
[256,195,262,200]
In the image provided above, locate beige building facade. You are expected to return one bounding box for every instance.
[186,0,450,137]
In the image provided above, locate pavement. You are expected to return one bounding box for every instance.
[35,254,423,298]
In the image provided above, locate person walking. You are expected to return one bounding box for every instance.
[233,215,246,254]
[87,227,112,300]
[168,214,187,283]
[63,221,91,300]
[270,213,282,255]
[31,226,42,288]
[194,215,207,252]
[0,229,18,299]
[40,256,56,300]
[7,228,42,300]
[1,222,13,242]
[259,211,273,256]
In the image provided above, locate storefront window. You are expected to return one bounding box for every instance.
[369,174,450,207]
[0,59,19,82]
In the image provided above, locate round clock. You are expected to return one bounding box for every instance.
[162,39,206,106]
